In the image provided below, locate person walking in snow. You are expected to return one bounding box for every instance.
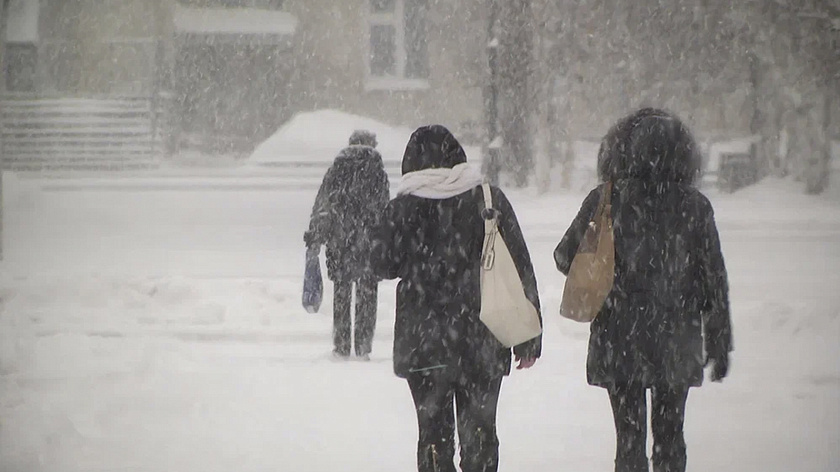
[304,130,390,360]
[554,108,733,472]
[372,125,541,472]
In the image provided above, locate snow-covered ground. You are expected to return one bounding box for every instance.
[0,171,838,472]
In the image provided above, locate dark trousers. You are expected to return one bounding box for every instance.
[407,369,503,472]
[608,384,690,472]
[333,277,377,356]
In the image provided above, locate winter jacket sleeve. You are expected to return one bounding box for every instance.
[493,187,543,359]
[374,154,391,218]
[554,186,602,275]
[304,166,335,248]
[370,198,402,280]
[698,203,733,358]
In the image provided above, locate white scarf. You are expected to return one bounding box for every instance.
[398,163,484,199]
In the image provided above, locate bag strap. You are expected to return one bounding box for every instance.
[480,183,497,269]
[482,183,494,232]
[604,181,612,205]
[598,181,613,217]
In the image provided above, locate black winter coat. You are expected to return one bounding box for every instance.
[555,180,732,388]
[305,145,390,281]
[373,185,542,379]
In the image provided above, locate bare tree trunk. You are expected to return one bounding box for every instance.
[498,0,533,187]
[0,0,10,261]
[557,2,580,190]
[482,0,502,185]
[532,0,552,194]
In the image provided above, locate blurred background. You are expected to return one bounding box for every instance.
[1,0,837,193]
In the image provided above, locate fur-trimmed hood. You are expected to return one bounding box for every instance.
[597,108,701,185]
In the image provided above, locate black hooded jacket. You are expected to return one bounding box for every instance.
[305,145,390,281]
[372,125,542,379]
[555,109,732,388]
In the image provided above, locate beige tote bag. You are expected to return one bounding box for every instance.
[560,182,615,322]
[479,184,542,347]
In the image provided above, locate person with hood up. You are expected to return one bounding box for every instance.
[554,108,733,472]
[304,130,390,360]
[372,125,541,472]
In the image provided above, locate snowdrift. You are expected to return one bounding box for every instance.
[249,109,482,168]
[249,110,412,166]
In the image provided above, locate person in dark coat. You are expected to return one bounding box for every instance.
[372,125,542,472]
[554,108,733,472]
[305,130,390,359]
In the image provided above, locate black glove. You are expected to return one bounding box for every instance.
[706,352,729,382]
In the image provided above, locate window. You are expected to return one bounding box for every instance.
[367,0,429,90]
[4,43,38,92]
[3,0,39,91]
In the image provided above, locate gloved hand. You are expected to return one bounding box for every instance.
[515,355,537,370]
[706,352,729,382]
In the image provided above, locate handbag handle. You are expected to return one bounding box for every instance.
[480,183,498,270]
[595,181,613,224]
[579,182,613,254]
[601,181,613,211]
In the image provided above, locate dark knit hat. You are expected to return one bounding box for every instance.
[349,129,377,148]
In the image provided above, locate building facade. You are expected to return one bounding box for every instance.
[3,0,488,155]
[4,0,835,181]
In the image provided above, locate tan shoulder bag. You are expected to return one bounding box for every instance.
[559,182,615,322]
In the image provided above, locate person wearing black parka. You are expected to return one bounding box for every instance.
[554,108,733,472]
[372,125,542,472]
[305,130,390,359]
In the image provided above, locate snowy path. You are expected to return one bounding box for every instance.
[1,175,838,471]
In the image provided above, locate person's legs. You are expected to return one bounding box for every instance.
[353,277,378,357]
[454,374,503,472]
[407,371,458,472]
[650,385,689,472]
[332,280,352,357]
[608,383,649,472]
